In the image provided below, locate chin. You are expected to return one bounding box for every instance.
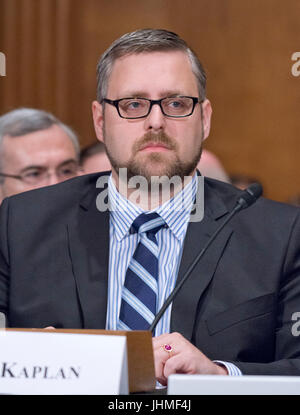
[136,162,176,180]
[139,153,176,174]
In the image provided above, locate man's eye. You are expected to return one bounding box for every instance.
[120,100,147,112]
[60,168,76,176]
[168,100,184,108]
[128,101,141,108]
[123,100,143,110]
[24,170,42,178]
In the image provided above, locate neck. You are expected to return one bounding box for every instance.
[112,168,195,210]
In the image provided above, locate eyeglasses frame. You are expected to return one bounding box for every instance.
[0,172,24,182]
[0,162,79,185]
[101,96,203,119]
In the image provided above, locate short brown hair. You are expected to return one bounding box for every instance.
[96,28,206,102]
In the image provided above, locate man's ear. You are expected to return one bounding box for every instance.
[92,100,104,143]
[201,99,212,142]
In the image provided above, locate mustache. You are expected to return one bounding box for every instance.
[133,131,177,154]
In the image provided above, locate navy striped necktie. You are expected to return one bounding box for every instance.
[118,212,166,331]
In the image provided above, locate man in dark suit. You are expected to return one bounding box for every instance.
[0,29,300,385]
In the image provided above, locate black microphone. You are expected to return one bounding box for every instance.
[149,182,263,333]
[235,183,263,211]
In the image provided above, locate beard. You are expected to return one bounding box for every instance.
[104,129,202,184]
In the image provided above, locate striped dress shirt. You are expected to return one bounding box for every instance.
[105,173,241,376]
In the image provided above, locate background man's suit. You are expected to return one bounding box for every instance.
[0,172,300,375]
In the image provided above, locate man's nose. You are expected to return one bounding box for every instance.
[144,103,166,132]
[45,172,61,186]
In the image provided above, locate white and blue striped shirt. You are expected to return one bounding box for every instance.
[106,173,197,337]
[105,173,241,376]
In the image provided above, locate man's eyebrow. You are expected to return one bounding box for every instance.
[19,159,78,174]
[158,90,185,98]
[19,165,46,174]
[118,90,184,99]
[117,91,150,98]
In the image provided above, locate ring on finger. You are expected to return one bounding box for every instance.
[162,343,173,357]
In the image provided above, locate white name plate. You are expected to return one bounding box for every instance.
[0,331,128,395]
[168,374,300,395]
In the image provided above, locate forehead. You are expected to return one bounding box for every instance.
[107,51,199,98]
[1,125,77,166]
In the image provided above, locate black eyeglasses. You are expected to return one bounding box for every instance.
[0,161,79,185]
[101,96,202,119]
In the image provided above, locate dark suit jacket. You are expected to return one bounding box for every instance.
[0,172,300,375]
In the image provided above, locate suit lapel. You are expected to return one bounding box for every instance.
[67,179,110,329]
[171,181,234,340]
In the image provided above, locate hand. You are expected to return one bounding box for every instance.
[152,332,227,386]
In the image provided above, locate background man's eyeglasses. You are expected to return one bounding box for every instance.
[101,96,203,119]
[0,162,79,185]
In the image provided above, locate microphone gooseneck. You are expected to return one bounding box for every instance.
[149,183,263,333]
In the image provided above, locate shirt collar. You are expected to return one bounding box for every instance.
[109,173,198,241]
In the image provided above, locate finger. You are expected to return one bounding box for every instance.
[153,332,186,356]
[152,342,170,385]
[153,338,174,362]
[152,333,188,384]
[163,353,190,379]
[152,334,171,350]
[155,361,168,387]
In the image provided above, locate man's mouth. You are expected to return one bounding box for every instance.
[139,142,171,152]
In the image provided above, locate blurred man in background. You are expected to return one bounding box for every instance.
[229,173,261,190]
[0,108,80,204]
[197,149,230,183]
[80,141,111,173]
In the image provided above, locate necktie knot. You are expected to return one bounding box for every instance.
[130,212,166,235]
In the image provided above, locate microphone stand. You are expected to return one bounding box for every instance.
[149,183,262,334]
